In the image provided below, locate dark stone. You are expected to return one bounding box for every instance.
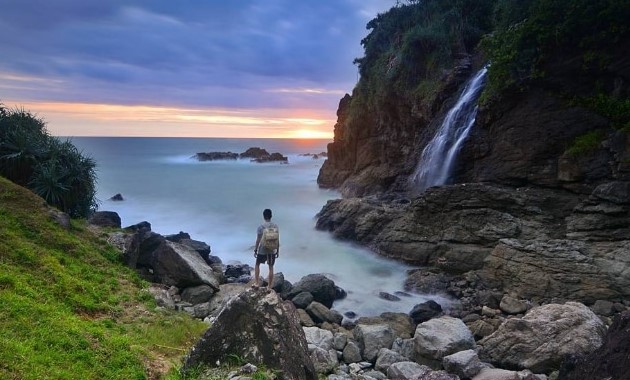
[345,311,358,319]
[183,289,317,380]
[379,292,401,302]
[88,211,121,228]
[181,285,215,304]
[225,264,251,279]
[287,274,337,308]
[49,209,71,229]
[124,221,152,233]
[194,151,239,161]
[240,147,270,159]
[335,285,348,300]
[291,292,314,309]
[559,311,630,380]
[165,231,191,242]
[409,300,443,324]
[109,193,124,201]
[252,152,288,163]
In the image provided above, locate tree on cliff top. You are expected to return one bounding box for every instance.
[350,0,496,117]
[482,0,630,99]
[0,103,98,217]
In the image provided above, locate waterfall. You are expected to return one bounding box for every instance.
[410,66,488,193]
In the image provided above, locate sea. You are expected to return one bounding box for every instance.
[70,137,451,319]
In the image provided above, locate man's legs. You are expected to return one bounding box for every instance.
[254,262,261,288]
[267,264,274,290]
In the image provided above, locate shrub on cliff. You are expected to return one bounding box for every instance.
[482,0,630,100]
[352,0,496,110]
[0,103,97,217]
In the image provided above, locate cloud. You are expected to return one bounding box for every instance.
[0,0,396,136]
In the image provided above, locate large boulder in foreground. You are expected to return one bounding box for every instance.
[479,302,606,374]
[559,310,630,380]
[183,288,317,380]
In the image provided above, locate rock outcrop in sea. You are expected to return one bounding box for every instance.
[194,147,288,163]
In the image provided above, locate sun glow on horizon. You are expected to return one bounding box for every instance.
[4,99,336,139]
[288,129,333,139]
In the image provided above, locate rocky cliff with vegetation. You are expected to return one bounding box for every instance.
[317,0,630,360]
[319,0,629,196]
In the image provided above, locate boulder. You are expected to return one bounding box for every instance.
[144,240,221,290]
[472,367,547,380]
[558,310,630,380]
[442,349,488,379]
[303,326,334,351]
[342,341,362,364]
[240,147,270,159]
[499,295,529,315]
[288,274,338,308]
[412,316,475,367]
[409,300,443,324]
[181,284,215,304]
[305,301,343,325]
[109,193,124,201]
[298,309,316,327]
[48,208,71,229]
[354,324,396,362]
[387,362,458,380]
[292,292,314,309]
[107,230,142,268]
[375,348,408,373]
[88,211,121,228]
[379,292,401,301]
[355,313,415,340]
[206,283,248,318]
[467,319,496,339]
[333,332,348,351]
[183,288,317,380]
[309,346,338,375]
[479,302,606,373]
[194,151,239,161]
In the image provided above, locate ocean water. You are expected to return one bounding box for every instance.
[71,137,450,319]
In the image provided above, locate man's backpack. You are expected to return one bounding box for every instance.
[261,225,279,251]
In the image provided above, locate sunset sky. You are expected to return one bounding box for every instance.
[0,1,396,139]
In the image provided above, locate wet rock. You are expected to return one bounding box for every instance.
[409,300,443,324]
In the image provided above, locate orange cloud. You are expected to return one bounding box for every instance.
[3,100,335,139]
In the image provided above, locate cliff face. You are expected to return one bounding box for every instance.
[318,59,474,196]
[455,46,630,191]
[318,2,630,197]
[316,1,630,311]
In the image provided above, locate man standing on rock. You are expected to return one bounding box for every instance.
[253,208,280,290]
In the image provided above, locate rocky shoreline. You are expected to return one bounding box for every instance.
[89,209,628,380]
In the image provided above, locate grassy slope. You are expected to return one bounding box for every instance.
[0,176,208,380]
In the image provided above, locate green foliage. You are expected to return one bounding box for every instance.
[0,103,98,217]
[566,129,606,157]
[350,0,496,118]
[573,94,630,130]
[481,0,630,100]
[0,176,208,379]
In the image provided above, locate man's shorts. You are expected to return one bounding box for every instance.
[256,253,276,266]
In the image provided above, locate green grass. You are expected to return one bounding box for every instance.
[0,176,208,379]
[565,129,606,157]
